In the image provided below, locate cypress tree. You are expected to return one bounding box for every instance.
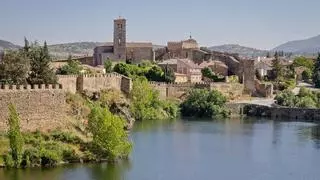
[7,103,24,168]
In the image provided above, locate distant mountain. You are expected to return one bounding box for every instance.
[208,44,268,58]
[48,42,105,59]
[0,40,20,50]
[273,35,320,54]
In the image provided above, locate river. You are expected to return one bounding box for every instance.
[1,118,320,180]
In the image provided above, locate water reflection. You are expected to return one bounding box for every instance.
[2,118,320,180]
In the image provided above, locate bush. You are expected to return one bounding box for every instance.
[201,67,225,82]
[296,96,317,108]
[113,62,174,82]
[180,89,229,118]
[302,69,312,81]
[22,147,41,167]
[88,104,132,160]
[275,88,320,108]
[104,60,113,73]
[57,59,83,75]
[275,90,298,107]
[130,78,178,121]
[4,153,14,168]
[49,131,83,144]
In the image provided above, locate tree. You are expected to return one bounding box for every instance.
[271,51,283,80]
[313,53,320,88]
[27,42,57,84]
[57,55,83,75]
[104,60,113,73]
[6,103,24,168]
[130,77,178,121]
[23,37,30,53]
[163,65,175,83]
[88,104,131,160]
[180,89,229,118]
[145,66,164,82]
[0,50,30,84]
[302,69,312,81]
[293,56,314,70]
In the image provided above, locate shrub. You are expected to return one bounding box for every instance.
[302,69,312,81]
[275,90,298,107]
[88,104,132,160]
[180,89,229,118]
[130,78,178,121]
[296,96,317,108]
[49,131,83,144]
[104,60,113,73]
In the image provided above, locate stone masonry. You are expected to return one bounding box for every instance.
[0,84,67,132]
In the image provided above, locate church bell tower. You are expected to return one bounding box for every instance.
[113,17,126,60]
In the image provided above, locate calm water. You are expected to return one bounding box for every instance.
[2,118,320,180]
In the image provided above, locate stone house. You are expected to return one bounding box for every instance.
[158,58,202,83]
[93,17,154,66]
[199,60,228,76]
[167,37,209,62]
[174,73,188,83]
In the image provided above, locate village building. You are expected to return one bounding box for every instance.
[166,38,209,62]
[199,60,229,76]
[158,58,202,83]
[93,18,154,66]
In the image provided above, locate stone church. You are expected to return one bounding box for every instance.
[93,18,154,65]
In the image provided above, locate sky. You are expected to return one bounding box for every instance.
[1,0,320,50]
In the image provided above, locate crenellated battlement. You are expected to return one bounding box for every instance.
[56,75,79,78]
[0,84,63,91]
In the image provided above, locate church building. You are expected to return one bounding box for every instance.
[93,17,154,65]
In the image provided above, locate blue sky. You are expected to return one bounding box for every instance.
[1,0,320,50]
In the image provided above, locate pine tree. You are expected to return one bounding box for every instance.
[7,103,24,168]
[27,43,57,84]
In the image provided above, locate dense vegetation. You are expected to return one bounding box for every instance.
[313,54,320,88]
[1,91,132,168]
[269,52,296,90]
[130,77,178,121]
[114,61,175,83]
[275,87,320,108]
[0,39,57,84]
[57,55,83,75]
[180,89,229,118]
[201,67,225,82]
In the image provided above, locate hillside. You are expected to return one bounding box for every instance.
[208,44,268,58]
[273,35,320,54]
[48,42,106,59]
[0,40,20,50]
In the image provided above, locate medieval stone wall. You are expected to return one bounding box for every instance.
[57,73,132,94]
[57,75,78,93]
[242,103,320,122]
[0,84,67,132]
[150,82,244,100]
